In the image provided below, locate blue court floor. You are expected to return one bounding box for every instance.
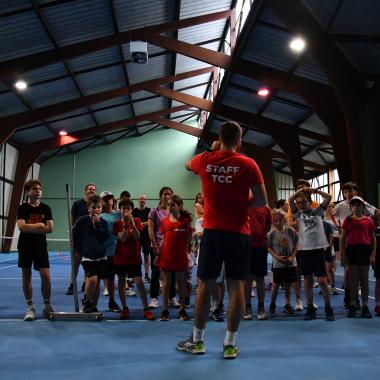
[0,252,379,380]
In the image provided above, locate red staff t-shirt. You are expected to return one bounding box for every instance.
[249,206,272,247]
[160,217,192,272]
[190,150,263,235]
[112,218,143,265]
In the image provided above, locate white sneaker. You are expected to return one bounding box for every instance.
[251,289,256,297]
[24,306,36,321]
[148,298,159,309]
[243,306,253,320]
[103,287,109,296]
[126,288,137,297]
[295,299,303,311]
[43,303,55,315]
[257,306,267,321]
[252,281,257,288]
[169,298,180,308]
[313,302,318,310]
[313,282,319,288]
[331,287,339,295]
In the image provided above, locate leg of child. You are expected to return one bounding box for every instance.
[285,282,292,305]
[107,277,115,301]
[271,282,279,304]
[85,275,98,304]
[303,275,313,306]
[317,275,331,305]
[176,271,187,310]
[344,266,350,302]
[134,276,148,309]
[358,265,369,307]
[243,275,252,308]
[349,265,359,307]
[161,271,171,311]
[118,275,127,309]
[255,276,265,306]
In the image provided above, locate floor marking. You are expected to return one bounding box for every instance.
[0,255,70,270]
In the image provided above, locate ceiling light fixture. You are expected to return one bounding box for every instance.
[289,37,306,52]
[258,88,270,97]
[59,130,68,136]
[15,80,28,90]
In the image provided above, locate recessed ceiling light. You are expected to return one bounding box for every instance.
[289,37,306,52]
[59,130,68,136]
[15,80,28,90]
[258,88,270,97]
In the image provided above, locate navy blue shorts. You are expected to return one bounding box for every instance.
[249,246,268,277]
[299,249,327,277]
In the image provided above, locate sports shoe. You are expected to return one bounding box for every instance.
[243,305,253,320]
[185,297,191,308]
[179,308,191,321]
[313,282,319,288]
[325,306,335,321]
[126,288,137,297]
[360,306,372,319]
[223,345,240,359]
[303,306,316,320]
[120,307,129,320]
[313,302,318,310]
[295,299,303,311]
[43,303,55,316]
[103,287,109,296]
[108,299,121,312]
[148,298,159,309]
[269,302,276,315]
[347,306,356,318]
[144,274,151,283]
[257,306,267,320]
[343,300,350,309]
[284,304,294,315]
[213,308,224,322]
[265,282,272,290]
[330,287,339,295]
[252,281,257,288]
[143,309,155,321]
[66,283,74,295]
[177,337,205,355]
[374,305,380,317]
[169,298,180,308]
[83,301,95,313]
[24,305,36,321]
[160,309,170,321]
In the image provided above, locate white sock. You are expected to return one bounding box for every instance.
[224,330,237,347]
[26,299,34,307]
[193,327,205,343]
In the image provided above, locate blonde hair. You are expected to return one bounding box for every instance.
[272,208,287,223]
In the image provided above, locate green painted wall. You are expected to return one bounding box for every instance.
[39,129,202,251]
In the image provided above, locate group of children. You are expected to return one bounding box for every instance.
[16,178,379,323]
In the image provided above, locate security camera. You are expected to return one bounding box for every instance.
[130,41,148,64]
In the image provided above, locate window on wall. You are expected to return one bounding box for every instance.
[309,169,342,204]
[275,171,294,202]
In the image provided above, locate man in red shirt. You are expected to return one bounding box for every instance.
[177,121,268,359]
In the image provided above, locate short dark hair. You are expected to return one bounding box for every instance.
[24,179,42,192]
[295,179,311,189]
[342,181,358,192]
[120,190,131,199]
[119,198,134,209]
[87,195,101,207]
[219,121,242,147]
[275,199,286,208]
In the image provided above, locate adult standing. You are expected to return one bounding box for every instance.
[177,121,268,359]
[66,183,96,295]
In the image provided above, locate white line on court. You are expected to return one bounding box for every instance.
[0,255,70,270]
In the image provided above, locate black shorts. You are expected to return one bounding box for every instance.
[299,249,327,277]
[18,248,49,271]
[333,237,340,252]
[82,260,107,279]
[197,229,250,281]
[103,256,115,280]
[114,263,142,278]
[272,267,297,284]
[374,250,380,279]
[346,244,371,266]
[323,247,334,263]
[249,246,268,277]
[141,240,151,256]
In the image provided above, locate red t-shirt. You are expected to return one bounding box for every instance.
[112,218,143,265]
[249,206,272,247]
[159,216,192,272]
[342,216,375,246]
[190,150,263,234]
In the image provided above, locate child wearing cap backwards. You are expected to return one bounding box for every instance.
[73,196,109,313]
[268,210,298,315]
[340,196,376,318]
[289,187,335,321]
[99,191,121,313]
[332,181,378,308]
[113,198,155,320]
